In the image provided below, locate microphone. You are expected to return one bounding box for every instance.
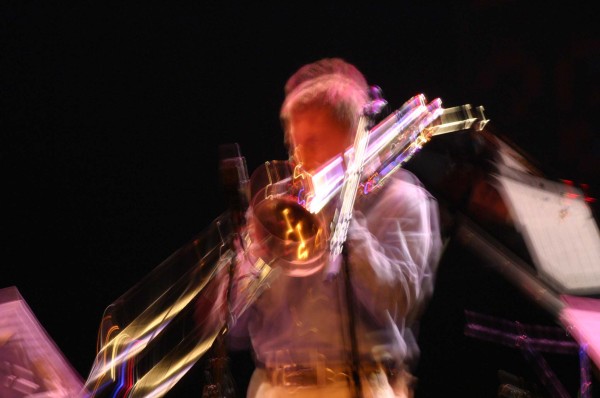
[219,143,250,232]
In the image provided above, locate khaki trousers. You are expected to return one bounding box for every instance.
[247,368,414,398]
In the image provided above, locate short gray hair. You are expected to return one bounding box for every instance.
[280,58,370,145]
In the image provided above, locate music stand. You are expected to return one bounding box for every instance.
[0,286,85,397]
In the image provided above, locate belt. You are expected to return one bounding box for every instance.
[264,362,389,388]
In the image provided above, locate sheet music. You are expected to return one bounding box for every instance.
[492,163,600,295]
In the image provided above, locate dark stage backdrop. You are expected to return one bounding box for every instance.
[3,2,598,396]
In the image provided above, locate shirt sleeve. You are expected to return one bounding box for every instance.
[346,174,442,326]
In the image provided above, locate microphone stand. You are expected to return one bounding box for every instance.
[341,241,363,398]
[330,103,383,397]
[202,143,250,398]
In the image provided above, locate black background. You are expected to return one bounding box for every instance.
[3,2,599,396]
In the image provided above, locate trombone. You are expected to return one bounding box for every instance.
[82,93,488,397]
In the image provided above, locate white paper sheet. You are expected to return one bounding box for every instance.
[493,163,600,295]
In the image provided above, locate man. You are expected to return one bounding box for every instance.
[228,58,443,397]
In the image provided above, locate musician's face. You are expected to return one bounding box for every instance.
[288,105,352,172]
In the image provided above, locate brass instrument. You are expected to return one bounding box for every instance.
[83,93,489,397]
[247,93,489,277]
